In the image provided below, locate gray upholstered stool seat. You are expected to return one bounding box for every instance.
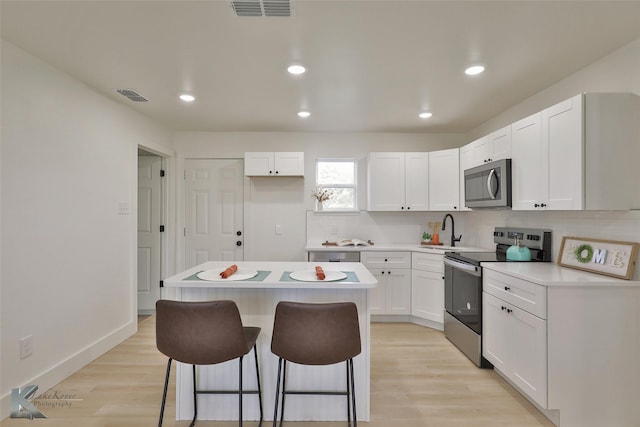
[156,299,263,427]
[270,301,361,427]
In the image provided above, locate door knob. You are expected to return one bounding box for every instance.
[236,241,242,246]
[237,231,242,236]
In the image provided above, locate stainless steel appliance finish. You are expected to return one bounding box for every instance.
[307,251,360,262]
[464,159,512,209]
[444,227,551,368]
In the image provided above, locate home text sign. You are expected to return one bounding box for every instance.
[558,236,639,280]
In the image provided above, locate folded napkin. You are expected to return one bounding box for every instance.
[220,264,238,278]
[315,265,326,280]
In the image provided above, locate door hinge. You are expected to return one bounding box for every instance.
[160,169,165,177]
[160,225,165,232]
[159,280,164,288]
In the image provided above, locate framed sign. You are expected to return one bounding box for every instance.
[558,236,639,280]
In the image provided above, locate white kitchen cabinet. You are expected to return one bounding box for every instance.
[482,263,640,427]
[483,270,547,408]
[367,152,429,211]
[411,252,445,326]
[483,292,547,407]
[362,251,411,316]
[244,152,304,176]
[487,125,512,162]
[512,93,640,210]
[428,148,459,211]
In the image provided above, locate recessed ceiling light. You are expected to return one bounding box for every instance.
[298,111,311,118]
[179,94,195,102]
[419,112,433,119]
[465,65,485,76]
[288,65,306,75]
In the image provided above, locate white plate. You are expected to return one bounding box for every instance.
[289,270,347,282]
[197,269,259,282]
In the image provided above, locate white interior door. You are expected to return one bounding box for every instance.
[137,155,162,312]
[185,159,244,268]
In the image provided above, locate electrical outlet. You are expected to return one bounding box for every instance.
[275,224,283,235]
[118,202,129,215]
[20,335,33,359]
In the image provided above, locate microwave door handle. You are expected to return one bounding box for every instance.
[487,168,497,200]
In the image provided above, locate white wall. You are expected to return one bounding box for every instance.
[173,132,465,263]
[0,40,173,418]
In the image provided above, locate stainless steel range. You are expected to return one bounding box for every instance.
[443,227,552,367]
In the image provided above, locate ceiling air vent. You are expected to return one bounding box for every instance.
[116,89,148,102]
[231,0,291,17]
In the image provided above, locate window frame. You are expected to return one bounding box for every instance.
[315,158,359,212]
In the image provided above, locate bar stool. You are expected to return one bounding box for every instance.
[155,299,263,427]
[270,301,361,427]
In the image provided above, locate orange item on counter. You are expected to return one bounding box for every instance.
[315,266,326,280]
[432,234,440,244]
[220,264,238,278]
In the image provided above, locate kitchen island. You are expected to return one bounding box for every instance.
[161,261,377,423]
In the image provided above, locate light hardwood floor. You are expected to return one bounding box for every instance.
[1,317,554,427]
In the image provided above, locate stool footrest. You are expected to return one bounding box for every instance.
[282,390,348,396]
[196,389,261,395]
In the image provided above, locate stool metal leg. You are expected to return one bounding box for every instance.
[273,358,283,427]
[190,364,197,427]
[239,355,244,427]
[346,361,351,427]
[279,360,287,427]
[158,358,172,427]
[253,344,263,426]
[350,358,357,427]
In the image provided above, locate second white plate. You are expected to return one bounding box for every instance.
[289,270,347,282]
[197,269,258,282]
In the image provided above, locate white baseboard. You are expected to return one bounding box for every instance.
[0,320,137,421]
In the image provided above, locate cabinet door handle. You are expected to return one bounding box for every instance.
[501,306,506,311]
[507,308,513,314]
[504,286,510,291]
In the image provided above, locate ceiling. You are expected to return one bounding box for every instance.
[3,1,640,134]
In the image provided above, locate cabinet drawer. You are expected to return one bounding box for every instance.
[412,252,444,273]
[361,251,411,269]
[483,269,547,319]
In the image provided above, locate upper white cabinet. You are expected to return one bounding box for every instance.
[367,152,429,211]
[512,93,640,210]
[461,126,512,170]
[428,148,460,211]
[244,152,304,176]
[487,126,512,162]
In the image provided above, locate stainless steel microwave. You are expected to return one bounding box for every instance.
[463,159,512,209]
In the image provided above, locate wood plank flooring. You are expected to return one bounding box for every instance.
[1,317,554,427]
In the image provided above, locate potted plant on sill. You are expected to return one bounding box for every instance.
[312,187,332,211]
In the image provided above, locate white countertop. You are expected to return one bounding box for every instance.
[482,262,640,287]
[163,261,377,289]
[305,242,489,255]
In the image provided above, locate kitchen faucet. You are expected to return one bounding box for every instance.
[442,214,462,247]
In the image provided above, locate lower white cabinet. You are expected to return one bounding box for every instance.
[483,291,547,408]
[362,251,411,315]
[411,252,445,324]
[483,265,640,427]
[368,268,411,315]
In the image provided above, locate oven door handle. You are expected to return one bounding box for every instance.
[444,257,481,277]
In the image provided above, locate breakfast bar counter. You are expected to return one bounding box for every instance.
[162,261,377,422]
